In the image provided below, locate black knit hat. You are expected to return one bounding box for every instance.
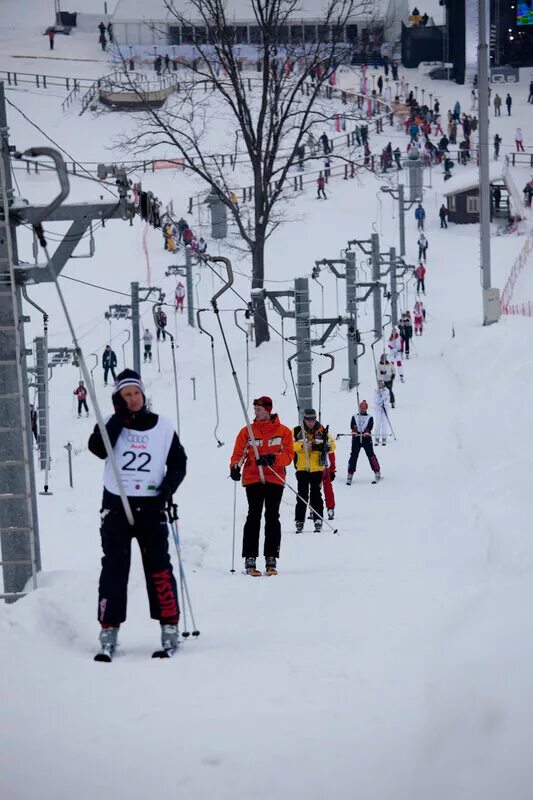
[112,369,146,402]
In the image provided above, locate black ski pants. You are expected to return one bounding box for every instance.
[157,327,167,341]
[242,482,284,559]
[77,399,89,415]
[401,334,411,355]
[295,471,323,523]
[416,277,425,293]
[348,436,380,475]
[98,507,179,626]
[103,365,116,385]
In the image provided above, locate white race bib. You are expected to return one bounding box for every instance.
[103,416,174,497]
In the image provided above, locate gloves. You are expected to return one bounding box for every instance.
[330,471,336,482]
[112,392,129,414]
[230,465,241,481]
[157,479,173,506]
[256,453,276,467]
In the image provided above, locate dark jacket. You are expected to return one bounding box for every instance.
[102,349,117,368]
[89,408,186,510]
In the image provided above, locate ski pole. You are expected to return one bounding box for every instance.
[168,504,200,637]
[263,463,339,534]
[207,256,265,482]
[153,302,181,436]
[196,308,224,448]
[24,147,134,525]
[231,479,237,573]
[381,405,397,441]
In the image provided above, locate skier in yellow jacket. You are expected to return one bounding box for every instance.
[293,408,336,533]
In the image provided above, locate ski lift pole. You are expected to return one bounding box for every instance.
[281,317,288,396]
[120,328,131,367]
[21,287,52,494]
[89,353,98,391]
[153,303,181,437]
[317,353,335,421]
[206,256,264,481]
[233,309,250,408]
[287,351,310,471]
[196,307,224,448]
[25,146,134,526]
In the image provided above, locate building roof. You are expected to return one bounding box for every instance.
[112,0,388,23]
[442,167,504,196]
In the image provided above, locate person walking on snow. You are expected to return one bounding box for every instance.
[414,202,426,231]
[493,93,502,116]
[143,329,153,363]
[439,204,448,228]
[515,128,525,153]
[88,369,187,659]
[156,308,167,341]
[415,263,426,294]
[47,29,55,50]
[373,380,391,446]
[322,446,337,520]
[102,345,117,386]
[505,93,512,116]
[417,233,428,262]
[346,400,381,483]
[317,174,327,199]
[413,299,425,335]
[99,31,107,51]
[229,396,294,577]
[175,282,186,312]
[398,311,413,358]
[293,409,335,533]
[376,353,396,408]
[74,380,89,417]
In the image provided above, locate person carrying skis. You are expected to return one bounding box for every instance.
[417,233,428,262]
[414,202,426,231]
[143,329,153,363]
[175,282,186,312]
[74,380,89,417]
[387,327,405,382]
[413,299,425,335]
[415,263,426,294]
[88,369,187,660]
[322,446,337,520]
[156,308,167,341]
[102,345,117,386]
[346,400,381,484]
[292,409,335,533]
[373,380,391,446]
[398,311,413,358]
[229,396,293,577]
[376,353,396,408]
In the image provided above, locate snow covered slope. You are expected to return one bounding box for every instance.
[1,15,533,800]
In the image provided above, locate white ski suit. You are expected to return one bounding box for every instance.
[373,386,391,443]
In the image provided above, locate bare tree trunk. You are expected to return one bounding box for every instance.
[251,237,270,346]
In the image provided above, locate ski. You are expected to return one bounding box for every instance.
[94,648,114,663]
[152,647,178,659]
[242,569,262,577]
[265,568,278,576]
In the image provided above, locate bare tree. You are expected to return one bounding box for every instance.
[122,0,374,345]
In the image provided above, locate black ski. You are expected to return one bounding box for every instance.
[152,647,178,659]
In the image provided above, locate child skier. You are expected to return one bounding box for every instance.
[376,353,396,408]
[143,329,153,363]
[373,380,391,446]
[175,282,186,313]
[73,381,89,417]
[387,327,405,383]
[413,300,425,335]
[346,400,381,484]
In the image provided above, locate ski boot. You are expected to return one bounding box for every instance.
[314,519,323,533]
[327,508,335,520]
[244,556,262,576]
[373,471,382,483]
[265,556,278,576]
[295,521,304,534]
[374,438,380,446]
[381,438,387,446]
[346,474,353,486]
[94,626,118,662]
[160,623,180,652]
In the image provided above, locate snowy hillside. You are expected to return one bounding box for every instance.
[1,6,533,800]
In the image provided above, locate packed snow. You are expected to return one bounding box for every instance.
[1,4,533,799]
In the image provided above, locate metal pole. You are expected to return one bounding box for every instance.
[185,247,195,327]
[34,337,52,494]
[0,82,41,599]
[371,233,382,340]
[131,281,141,374]
[120,328,131,367]
[345,250,359,389]
[478,0,498,325]
[398,184,406,257]
[390,246,398,325]
[294,277,312,410]
[64,442,73,487]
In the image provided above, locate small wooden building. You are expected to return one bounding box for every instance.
[443,170,520,224]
